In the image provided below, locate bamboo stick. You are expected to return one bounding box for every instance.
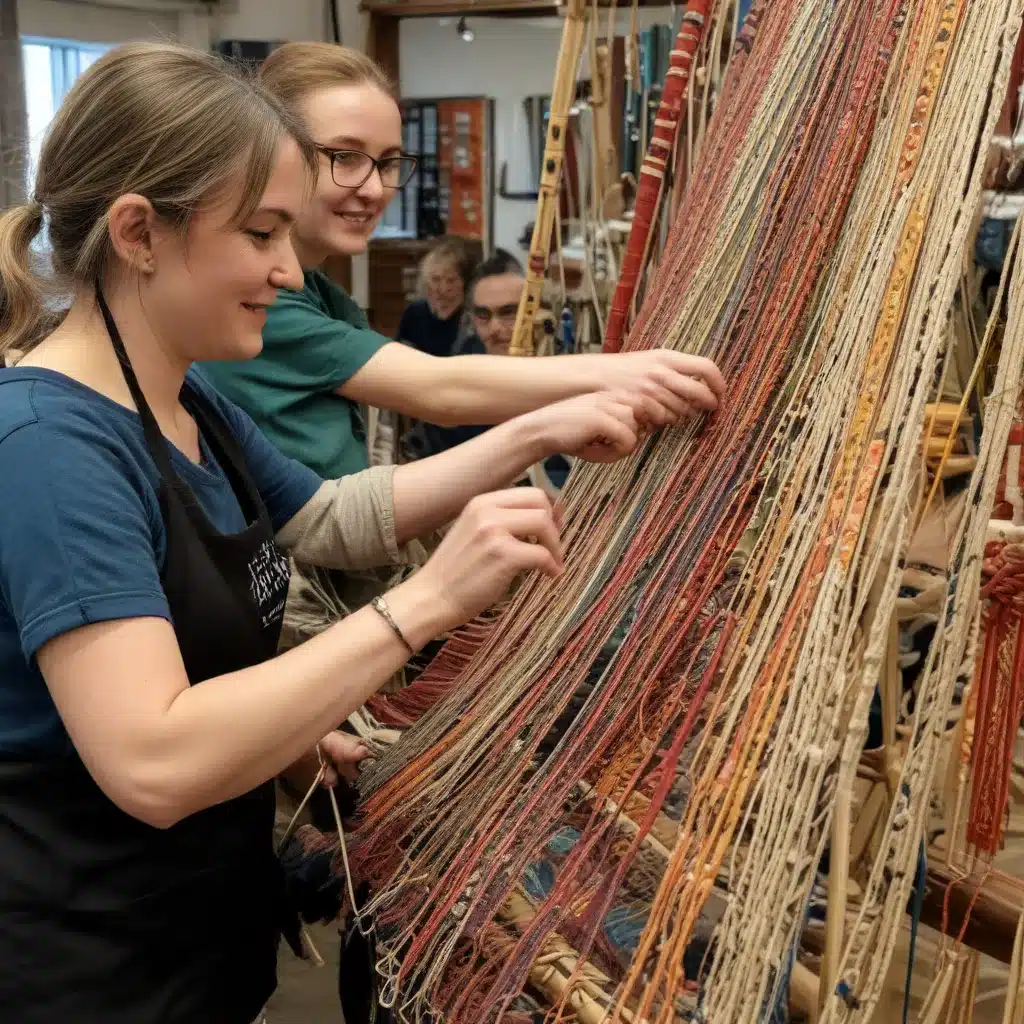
[576,778,674,859]
[791,961,822,1023]
[849,782,887,864]
[501,890,650,1024]
[590,36,620,212]
[509,0,588,357]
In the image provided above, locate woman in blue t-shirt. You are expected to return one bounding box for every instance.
[0,43,650,1024]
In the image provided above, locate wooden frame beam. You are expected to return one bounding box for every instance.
[362,0,558,15]
[364,0,675,94]
[360,0,674,16]
[367,10,401,86]
[920,864,1021,965]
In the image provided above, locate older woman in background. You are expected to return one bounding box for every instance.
[398,236,477,358]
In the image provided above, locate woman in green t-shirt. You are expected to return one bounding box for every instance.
[200,42,726,482]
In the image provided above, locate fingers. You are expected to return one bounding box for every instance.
[320,731,369,762]
[649,365,719,412]
[599,388,681,435]
[591,408,640,454]
[504,535,564,578]
[319,731,370,787]
[602,349,726,417]
[489,506,564,571]
[619,385,689,425]
[655,351,726,399]
[428,487,567,626]
[463,491,564,574]
[467,486,555,514]
[558,393,641,454]
[619,389,673,428]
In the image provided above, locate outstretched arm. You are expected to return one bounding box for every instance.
[277,393,644,570]
[340,341,725,428]
[390,392,639,541]
[6,416,616,833]
[38,490,566,831]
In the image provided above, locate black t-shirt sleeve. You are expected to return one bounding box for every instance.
[397,304,415,343]
[398,301,462,358]
[397,300,427,348]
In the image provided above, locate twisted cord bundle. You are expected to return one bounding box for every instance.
[698,4,1024,1020]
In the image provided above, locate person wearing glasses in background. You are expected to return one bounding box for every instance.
[460,247,525,357]
[198,43,726,487]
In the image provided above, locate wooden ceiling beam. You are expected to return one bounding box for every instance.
[362,0,558,15]
[360,0,673,17]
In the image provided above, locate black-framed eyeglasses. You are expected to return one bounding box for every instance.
[315,145,418,190]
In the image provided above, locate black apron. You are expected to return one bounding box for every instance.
[0,292,294,1023]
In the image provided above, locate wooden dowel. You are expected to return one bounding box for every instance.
[790,961,821,1023]
[577,779,674,859]
[921,865,1024,965]
[500,890,651,1024]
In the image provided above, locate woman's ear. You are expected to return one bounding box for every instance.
[106,194,159,275]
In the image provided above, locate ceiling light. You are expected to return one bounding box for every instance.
[457,17,475,43]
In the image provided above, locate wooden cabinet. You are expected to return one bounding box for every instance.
[367,239,434,339]
[321,254,352,295]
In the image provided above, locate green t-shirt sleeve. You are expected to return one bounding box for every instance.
[261,287,389,392]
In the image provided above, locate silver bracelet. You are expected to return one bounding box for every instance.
[371,595,415,654]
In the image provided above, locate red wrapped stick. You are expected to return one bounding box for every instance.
[604,1,712,353]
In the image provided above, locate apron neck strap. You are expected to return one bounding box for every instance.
[96,286,178,480]
[95,286,269,530]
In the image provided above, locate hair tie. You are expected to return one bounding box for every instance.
[25,198,43,219]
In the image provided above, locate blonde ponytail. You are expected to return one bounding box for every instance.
[0,202,46,360]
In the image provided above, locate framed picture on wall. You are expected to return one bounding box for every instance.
[376,95,495,248]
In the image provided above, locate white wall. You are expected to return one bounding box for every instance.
[203,0,366,49]
[18,0,367,50]
[400,16,561,257]
[213,0,323,45]
[399,9,671,256]
[18,0,178,42]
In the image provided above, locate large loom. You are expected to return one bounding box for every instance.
[298,1,1024,1021]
